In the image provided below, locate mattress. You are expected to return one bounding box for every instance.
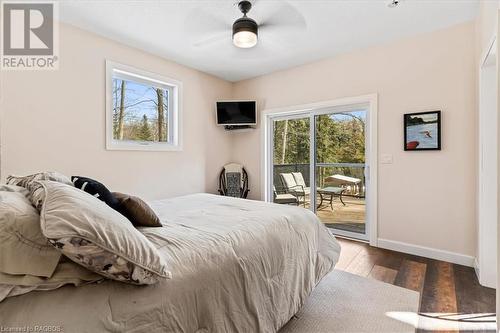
[0,193,340,333]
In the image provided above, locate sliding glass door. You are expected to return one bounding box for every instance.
[269,105,370,241]
[272,116,311,208]
[314,110,367,240]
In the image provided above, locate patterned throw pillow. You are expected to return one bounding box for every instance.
[48,237,160,284]
[6,171,72,188]
[71,176,120,211]
[38,181,170,285]
[6,172,73,210]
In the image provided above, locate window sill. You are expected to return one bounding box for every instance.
[106,141,182,152]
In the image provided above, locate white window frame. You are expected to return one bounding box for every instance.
[105,60,182,151]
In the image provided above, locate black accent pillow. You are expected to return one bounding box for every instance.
[71,176,120,211]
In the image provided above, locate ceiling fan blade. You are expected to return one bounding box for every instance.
[184,6,232,47]
[193,31,230,48]
[184,7,229,35]
[258,2,306,31]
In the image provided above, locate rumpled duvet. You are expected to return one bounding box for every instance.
[0,194,340,333]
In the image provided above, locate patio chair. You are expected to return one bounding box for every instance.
[273,186,299,205]
[280,172,310,206]
[218,163,249,198]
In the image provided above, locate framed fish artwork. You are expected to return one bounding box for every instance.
[404,110,441,151]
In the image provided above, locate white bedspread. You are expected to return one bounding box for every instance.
[0,194,340,333]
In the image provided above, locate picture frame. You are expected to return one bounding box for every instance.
[404,110,441,151]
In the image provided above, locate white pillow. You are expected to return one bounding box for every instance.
[38,181,171,285]
[0,185,61,277]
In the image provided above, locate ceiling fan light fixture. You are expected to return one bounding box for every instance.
[232,17,258,48]
[233,30,258,48]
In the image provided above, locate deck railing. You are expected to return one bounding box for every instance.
[273,162,366,197]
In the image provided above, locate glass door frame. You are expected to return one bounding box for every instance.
[262,94,378,246]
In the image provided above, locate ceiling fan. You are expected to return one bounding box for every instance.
[232,1,259,48]
[187,0,306,50]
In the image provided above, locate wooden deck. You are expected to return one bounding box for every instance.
[299,195,366,234]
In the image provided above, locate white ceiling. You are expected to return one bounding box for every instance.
[58,0,479,82]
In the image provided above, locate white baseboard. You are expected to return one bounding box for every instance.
[474,258,480,279]
[473,258,496,289]
[377,238,475,267]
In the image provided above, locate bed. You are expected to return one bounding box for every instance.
[0,193,340,333]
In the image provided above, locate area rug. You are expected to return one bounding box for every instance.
[280,269,419,333]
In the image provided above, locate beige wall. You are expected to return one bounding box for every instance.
[232,22,477,257]
[0,18,483,260]
[0,23,233,200]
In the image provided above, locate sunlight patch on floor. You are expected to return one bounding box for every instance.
[385,311,497,331]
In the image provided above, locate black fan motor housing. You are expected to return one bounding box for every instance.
[232,16,258,38]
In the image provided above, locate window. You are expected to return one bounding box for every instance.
[106,61,182,151]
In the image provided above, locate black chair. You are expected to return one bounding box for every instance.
[218,163,249,198]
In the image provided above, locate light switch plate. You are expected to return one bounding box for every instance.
[380,154,393,164]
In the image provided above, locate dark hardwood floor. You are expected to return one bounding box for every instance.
[336,237,496,332]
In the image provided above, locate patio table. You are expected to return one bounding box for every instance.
[317,186,346,210]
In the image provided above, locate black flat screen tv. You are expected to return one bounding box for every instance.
[216,101,257,126]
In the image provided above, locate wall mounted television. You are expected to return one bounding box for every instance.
[216,101,257,126]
